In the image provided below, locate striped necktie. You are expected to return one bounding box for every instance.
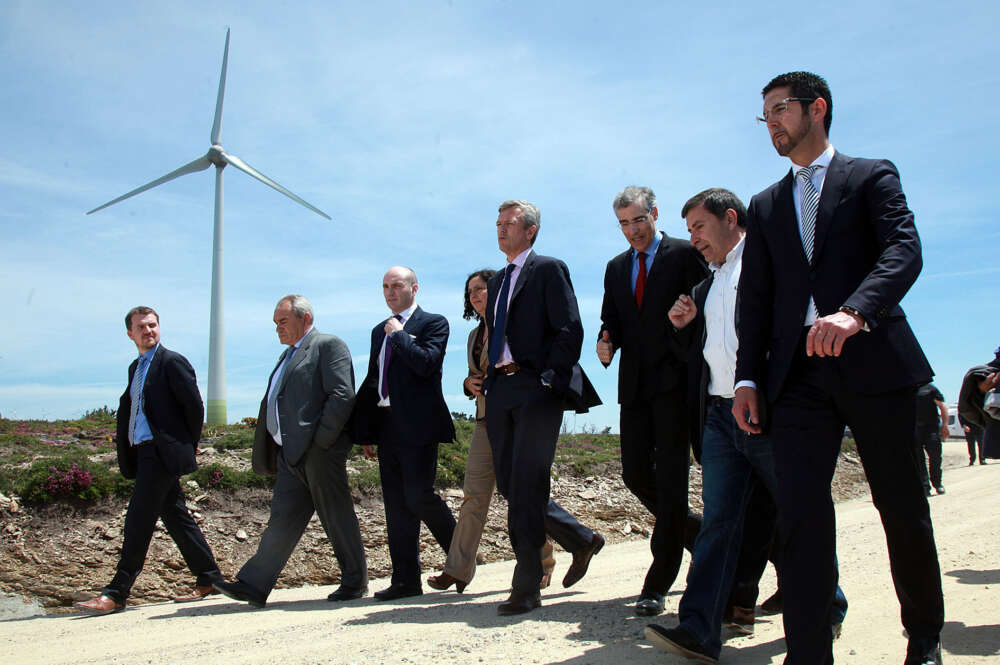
[128,354,151,446]
[796,165,821,263]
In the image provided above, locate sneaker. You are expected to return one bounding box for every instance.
[934,486,946,495]
[644,624,718,663]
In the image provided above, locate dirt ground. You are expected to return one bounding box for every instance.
[1,441,994,665]
[0,440,873,612]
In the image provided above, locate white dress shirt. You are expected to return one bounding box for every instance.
[704,237,745,397]
[493,247,532,367]
[266,326,312,446]
[377,302,418,407]
[791,143,835,326]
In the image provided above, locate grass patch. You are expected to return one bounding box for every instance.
[186,463,273,491]
[211,428,255,450]
[554,434,620,475]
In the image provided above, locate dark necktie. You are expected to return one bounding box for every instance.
[488,264,515,367]
[796,165,820,262]
[635,251,647,308]
[380,314,403,399]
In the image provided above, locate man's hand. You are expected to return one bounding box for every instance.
[668,294,697,329]
[978,372,999,393]
[596,331,614,365]
[362,445,377,460]
[964,424,971,433]
[940,425,950,441]
[806,311,863,357]
[464,373,484,397]
[384,317,404,336]
[733,386,762,434]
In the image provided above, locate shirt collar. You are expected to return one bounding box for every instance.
[507,247,533,269]
[634,230,662,259]
[138,343,159,362]
[291,326,313,349]
[711,235,745,272]
[392,302,418,324]
[790,143,835,172]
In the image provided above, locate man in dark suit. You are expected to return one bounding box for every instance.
[732,71,943,665]
[354,266,456,601]
[597,185,708,616]
[76,306,221,614]
[213,295,366,607]
[484,200,603,615]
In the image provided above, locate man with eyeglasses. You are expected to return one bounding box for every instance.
[596,186,707,616]
[731,71,944,665]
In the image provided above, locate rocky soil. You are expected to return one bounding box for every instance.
[0,444,871,613]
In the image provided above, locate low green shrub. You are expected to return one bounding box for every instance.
[186,463,273,491]
[212,428,255,450]
[11,455,130,504]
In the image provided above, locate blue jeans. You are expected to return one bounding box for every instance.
[679,397,779,658]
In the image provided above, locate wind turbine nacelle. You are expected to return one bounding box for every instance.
[208,145,227,167]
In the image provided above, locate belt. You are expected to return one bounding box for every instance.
[494,363,520,376]
[380,405,392,414]
[707,395,734,406]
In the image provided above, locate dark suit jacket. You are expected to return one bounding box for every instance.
[484,251,600,413]
[735,152,933,402]
[598,234,708,405]
[252,328,356,475]
[355,306,456,446]
[115,345,204,479]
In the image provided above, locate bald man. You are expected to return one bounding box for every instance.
[354,266,457,600]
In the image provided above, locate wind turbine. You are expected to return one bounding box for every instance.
[88,29,330,425]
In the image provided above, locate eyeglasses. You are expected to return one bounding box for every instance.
[755,97,816,124]
[618,214,651,228]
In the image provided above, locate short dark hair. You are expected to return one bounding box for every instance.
[463,268,496,320]
[680,188,747,228]
[125,306,159,330]
[762,71,832,135]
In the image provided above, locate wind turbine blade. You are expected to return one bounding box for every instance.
[221,151,332,220]
[210,28,230,146]
[86,155,213,214]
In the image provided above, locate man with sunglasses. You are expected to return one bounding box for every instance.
[731,72,944,665]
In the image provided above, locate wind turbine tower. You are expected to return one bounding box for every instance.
[88,29,330,425]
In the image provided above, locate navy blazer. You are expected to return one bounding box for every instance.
[484,250,600,412]
[115,345,204,479]
[355,306,456,446]
[735,152,932,402]
[598,233,708,406]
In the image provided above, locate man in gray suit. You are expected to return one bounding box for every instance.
[214,294,367,607]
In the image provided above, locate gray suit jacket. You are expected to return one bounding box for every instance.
[252,328,356,474]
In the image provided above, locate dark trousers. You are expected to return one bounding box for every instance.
[377,413,455,587]
[105,443,220,602]
[965,424,985,463]
[486,372,583,593]
[237,443,367,596]
[770,337,943,665]
[619,390,690,594]
[916,428,943,490]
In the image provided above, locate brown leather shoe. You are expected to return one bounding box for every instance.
[173,585,218,603]
[539,572,552,590]
[75,595,125,615]
[563,532,605,588]
[426,571,467,593]
[498,590,541,615]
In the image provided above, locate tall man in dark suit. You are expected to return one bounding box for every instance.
[732,71,943,665]
[597,185,708,616]
[76,306,222,614]
[354,266,456,601]
[484,200,603,615]
[213,295,366,607]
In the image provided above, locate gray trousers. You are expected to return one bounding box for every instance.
[238,442,367,596]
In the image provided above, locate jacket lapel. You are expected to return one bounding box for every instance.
[508,251,535,307]
[278,329,314,393]
[140,345,164,399]
[812,151,847,264]
[775,170,809,268]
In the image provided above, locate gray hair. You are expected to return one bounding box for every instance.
[498,199,541,245]
[613,186,656,214]
[277,294,314,321]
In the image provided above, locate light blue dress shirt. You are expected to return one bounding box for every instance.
[630,230,663,292]
[131,344,158,445]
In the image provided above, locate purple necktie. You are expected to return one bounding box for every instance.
[380,314,403,399]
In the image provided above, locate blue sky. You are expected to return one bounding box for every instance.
[1,1,997,429]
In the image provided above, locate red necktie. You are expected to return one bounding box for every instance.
[635,251,647,308]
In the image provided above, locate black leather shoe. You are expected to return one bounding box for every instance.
[213,580,267,608]
[373,584,422,601]
[635,590,665,616]
[904,637,943,665]
[327,585,368,601]
[498,590,541,616]
[644,624,718,663]
[563,532,605,587]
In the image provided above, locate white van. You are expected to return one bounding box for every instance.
[946,404,964,439]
